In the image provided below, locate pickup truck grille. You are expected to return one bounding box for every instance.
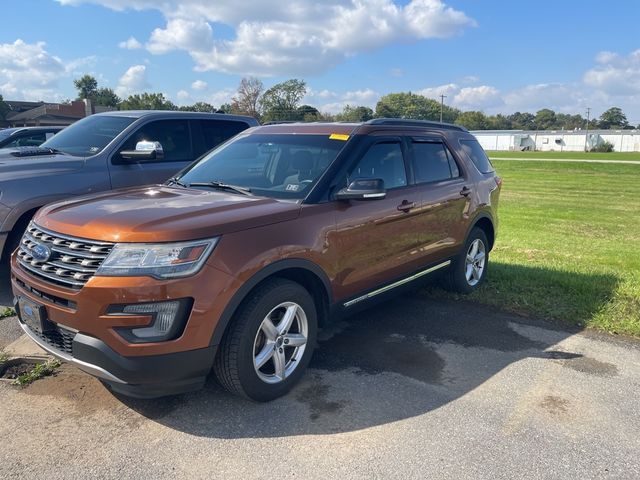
[16,223,114,289]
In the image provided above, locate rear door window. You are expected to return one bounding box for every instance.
[411,141,460,183]
[196,120,250,156]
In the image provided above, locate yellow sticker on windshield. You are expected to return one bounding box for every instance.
[329,133,350,141]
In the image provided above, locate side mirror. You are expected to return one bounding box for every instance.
[335,178,386,201]
[120,141,164,162]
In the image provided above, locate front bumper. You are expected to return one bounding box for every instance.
[16,310,216,398]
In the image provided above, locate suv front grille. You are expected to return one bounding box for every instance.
[17,223,114,289]
[31,324,76,356]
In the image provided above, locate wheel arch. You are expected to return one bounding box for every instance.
[468,213,495,251]
[209,259,333,347]
[1,206,40,261]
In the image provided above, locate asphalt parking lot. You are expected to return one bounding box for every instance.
[1,271,639,479]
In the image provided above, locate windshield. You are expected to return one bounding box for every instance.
[178,134,347,199]
[41,115,136,156]
[0,129,18,140]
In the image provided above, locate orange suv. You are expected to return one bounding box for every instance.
[11,119,501,401]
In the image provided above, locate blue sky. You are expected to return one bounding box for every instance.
[2,0,639,122]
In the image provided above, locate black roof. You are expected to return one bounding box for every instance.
[365,118,468,132]
[94,110,259,125]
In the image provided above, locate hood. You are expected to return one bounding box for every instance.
[0,148,84,179]
[35,185,301,243]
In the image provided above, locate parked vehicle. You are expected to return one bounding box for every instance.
[0,111,258,262]
[11,119,501,401]
[0,126,64,149]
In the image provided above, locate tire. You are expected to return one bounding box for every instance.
[442,227,489,294]
[2,215,32,264]
[214,278,317,402]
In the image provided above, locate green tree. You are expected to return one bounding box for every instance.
[119,93,177,110]
[374,92,460,122]
[231,77,264,119]
[260,79,307,122]
[334,105,374,122]
[534,108,557,130]
[455,111,489,130]
[74,74,98,100]
[93,88,120,107]
[508,112,536,130]
[297,104,320,122]
[555,113,585,130]
[487,114,512,130]
[598,107,628,129]
[0,94,9,121]
[178,102,216,112]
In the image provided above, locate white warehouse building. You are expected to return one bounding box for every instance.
[471,130,640,152]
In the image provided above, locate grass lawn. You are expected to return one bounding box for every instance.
[487,150,640,161]
[426,159,640,336]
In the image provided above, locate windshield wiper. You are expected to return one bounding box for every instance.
[188,181,253,196]
[10,146,66,157]
[166,177,188,188]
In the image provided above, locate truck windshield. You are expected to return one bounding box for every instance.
[41,115,136,157]
[178,134,347,199]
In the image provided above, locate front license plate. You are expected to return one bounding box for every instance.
[17,297,47,334]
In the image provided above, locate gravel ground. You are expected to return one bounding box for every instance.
[1,281,639,479]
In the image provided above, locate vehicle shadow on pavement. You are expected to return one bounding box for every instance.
[0,263,13,306]
[120,287,605,439]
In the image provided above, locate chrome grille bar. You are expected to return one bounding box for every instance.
[16,223,114,289]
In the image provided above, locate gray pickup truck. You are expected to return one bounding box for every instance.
[0,110,258,261]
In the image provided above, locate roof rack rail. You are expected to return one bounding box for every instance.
[365,118,467,132]
[262,120,299,125]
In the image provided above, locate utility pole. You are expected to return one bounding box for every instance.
[584,107,591,152]
[439,94,447,123]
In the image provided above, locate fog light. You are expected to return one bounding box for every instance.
[110,298,192,343]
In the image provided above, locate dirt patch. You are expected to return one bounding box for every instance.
[0,358,42,381]
[539,395,570,416]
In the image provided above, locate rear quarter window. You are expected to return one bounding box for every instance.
[459,139,494,174]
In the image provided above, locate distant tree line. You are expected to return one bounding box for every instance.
[12,74,629,131]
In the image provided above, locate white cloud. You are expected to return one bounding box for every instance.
[418,83,460,100]
[147,18,214,55]
[584,49,640,96]
[205,87,236,107]
[454,85,502,110]
[116,64,149,97]
[118,36,142,49]
[305,87,380,114]
[177,89,190,100]
[56,0,476,76]
[191,79,207,91]
[0,39,87,101]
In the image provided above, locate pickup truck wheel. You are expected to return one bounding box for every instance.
[214,278,317,402]
[442,227,489,294]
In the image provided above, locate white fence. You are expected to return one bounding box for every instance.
[472,130,640,152]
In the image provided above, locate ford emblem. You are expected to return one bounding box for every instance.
[31,243,52,262]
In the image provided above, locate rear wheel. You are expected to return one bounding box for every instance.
[214,278,317,401]
[442,227,489,294]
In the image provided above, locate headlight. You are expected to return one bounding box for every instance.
[96,237,218,279]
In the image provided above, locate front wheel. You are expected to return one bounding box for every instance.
[442,228,489,294]
[214,278,317,402]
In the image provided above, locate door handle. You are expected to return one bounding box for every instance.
[460,186,472,197]
[397,200,416,212]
